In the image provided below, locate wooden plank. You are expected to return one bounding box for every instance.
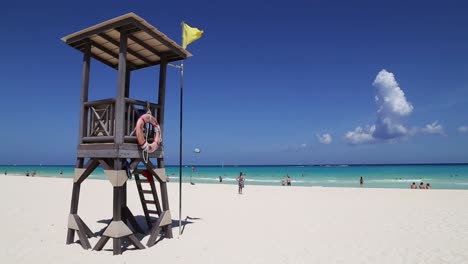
[124,98,160,108]
[77,145,163,159]
[84,98,115,107]
[82,136,115,143]
[98,32,154,66]
[65,17,135,45]
[90,53,118,69]
[75,158,100,184]
[98,159,113,170]
[140,190,152,194]
[129,18,186,59]
[128,34,162,57]
[146,215,163,247]
[92,236,110,251]
[77,216,95,238]
[123,207,144,234]
[73,214,92,249]
[147,210,158,215]
[78,143,118,150]
[127,234,145,249]
[144,200,156,204]
[90,40,137,70]
[77,149,119,158]
[89,105,111,136]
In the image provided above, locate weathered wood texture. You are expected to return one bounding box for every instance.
[66,13,181,255]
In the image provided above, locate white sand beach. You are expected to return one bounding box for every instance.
[1,175,468,264]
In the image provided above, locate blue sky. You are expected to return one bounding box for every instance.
[1,0,467,165]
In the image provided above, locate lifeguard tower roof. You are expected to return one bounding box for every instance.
[62,12,191,70]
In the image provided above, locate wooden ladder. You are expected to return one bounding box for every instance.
[133,170,163,230]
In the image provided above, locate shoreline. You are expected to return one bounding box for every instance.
[1,173,467,191]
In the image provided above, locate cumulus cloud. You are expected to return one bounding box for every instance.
[459,126,468,133]
[421,121,444,135]
[316,133,333,144]
[344,126,375,145]
[345,69,413,144]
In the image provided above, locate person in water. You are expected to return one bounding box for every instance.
[236,172,245,194]
[219,176,223,183]
[286,175,291,186]
[360,177,364,185]
[426,183,431,189]
[419,182,426,189]
[410,182,417,189]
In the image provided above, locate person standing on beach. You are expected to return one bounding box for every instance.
[236,172,245,194]
[286,175,291,186]
[360,176,364,185]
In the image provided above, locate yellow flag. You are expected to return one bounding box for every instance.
[182,22,203,49]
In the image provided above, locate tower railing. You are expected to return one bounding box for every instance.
[82,98,159,143]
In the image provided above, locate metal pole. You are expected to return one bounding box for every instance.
[178,62,184,236]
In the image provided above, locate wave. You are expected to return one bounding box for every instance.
[369,179,424,183]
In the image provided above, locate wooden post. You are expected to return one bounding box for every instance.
[114,30,128,145]
[125,66,131,98]
[157,58,167,128]
[66,183,81,244]
[111,29,127,255]
[157,58,173,238]
[79,41,91,143]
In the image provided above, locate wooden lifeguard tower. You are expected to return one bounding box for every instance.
[62,13,191,255]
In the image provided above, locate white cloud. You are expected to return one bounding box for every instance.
[459,126,468,133]
[373,70,413,116]
[344,126,376,145]
[345,69,413,144]
[316,133,333,144]
[421,121,444,135]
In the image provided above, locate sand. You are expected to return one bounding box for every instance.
[0,175,467,264]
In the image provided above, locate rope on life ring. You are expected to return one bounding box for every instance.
[135,113,162,155]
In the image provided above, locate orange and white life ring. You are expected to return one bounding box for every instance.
[135,114,161,153]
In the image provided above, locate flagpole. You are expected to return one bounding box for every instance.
[178,61,184,237]
[178,21,185,237]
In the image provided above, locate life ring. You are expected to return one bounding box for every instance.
[135,114,161,153]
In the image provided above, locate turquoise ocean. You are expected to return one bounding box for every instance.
[1,164,468,190]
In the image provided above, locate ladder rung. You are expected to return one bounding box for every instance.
[140,190,152,194]
[147,210,159,215]
[139,179,149,183]
[144,200,156,204]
